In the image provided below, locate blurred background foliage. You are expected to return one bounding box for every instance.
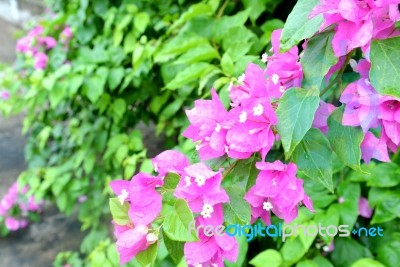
[0,0,294,265]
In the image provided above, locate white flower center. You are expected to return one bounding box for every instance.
[271,73,280,85]
[195,144,201,151]
[237,73,246,84]
[261,53,268,63]
[227,82,233,91]
[279,86,286,93]
[253,104,264,116]
[239,111,247,123]
[215,123,221,133]
[263,201,273,211]
[201,203,214,218]
[153,163,158,172]
[195,175,206,186]
[224,145,230,154]
[184,176,192,187]
[118,189,129,205]
[146,233,158,244]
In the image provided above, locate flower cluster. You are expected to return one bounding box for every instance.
[16,25,72,70]
[245,161,314,224]
[311,0,400,56]
[110,172,162,264]
[339,58,400,163]
[0,182,42,232]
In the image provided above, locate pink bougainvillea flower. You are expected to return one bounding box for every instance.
[38,36,57,49]
[60,26,73,40]
[379,96,400,151]
[340,78,381,132]
[174,163,229,214]
[110,173,163,226]
[245,161,314,224]
[313,101,336,134]
[16,36,34,53]
[152,150,189,176]
[28,25,44,37]
[0,91,10,100]
[226,97,277,160]
[311,0,400,57]
[184,204,238,267]
[360,132,390,163]
[229,63,268,106]
[5,217,20,231]
[113,223,150,265]
[34,52,49,70]
[265,29,303,98]
[183,89,231,160]
[358,197,373,218]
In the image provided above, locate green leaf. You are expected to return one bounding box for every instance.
[296,260,319,267]
[163,172,181,190]
[313,205,339,244]
[108,67,125,91]
[280,221,318,266]
[331,238,372,267]
[173,44,219,65]
[163,232,184,264]
[370,36,400,98]
[292,128,333,192]
[221,53,235,76]
[280,0,323,51]
[366,162,400,188]
[163,199,198,242]
[165,63,219,90]
[134,12,150,33]
[136,242,158,267]
[276,88,320,158]
[155,34,209,63]
[109,198,130,225]
[370,190,400,224]
[332,181,360,228]
[327,109,364,171]
[377,235,400,267]
[84,75,105,103]
[223,185,251,225]
[301,31,338,90]
[313,255,334,267]
[351,259,386,267]
[250,249,282,267]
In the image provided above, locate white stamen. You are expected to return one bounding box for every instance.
[263,201,273,211]
[272,178,277,187]
[184,176,192,187]
[239,111,247,123]
[215,123,221,132]
[118,189,129,205]
[195,144,201,151]
[153,163,158,172]
[201,203,214,218]
[261,53,268,63]
[253,104,264,116]
[146,233,158,244]
[237,73,246,84]
[195,175,206,186]
[365,79,371,85]
[224,145,230,154]
[279,86,286,93]
[349,59,357,70]
[227,82,233,91]
[272,73,280,85]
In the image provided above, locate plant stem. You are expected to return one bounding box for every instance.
[320,51,353,97]
[217,0,230,18]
